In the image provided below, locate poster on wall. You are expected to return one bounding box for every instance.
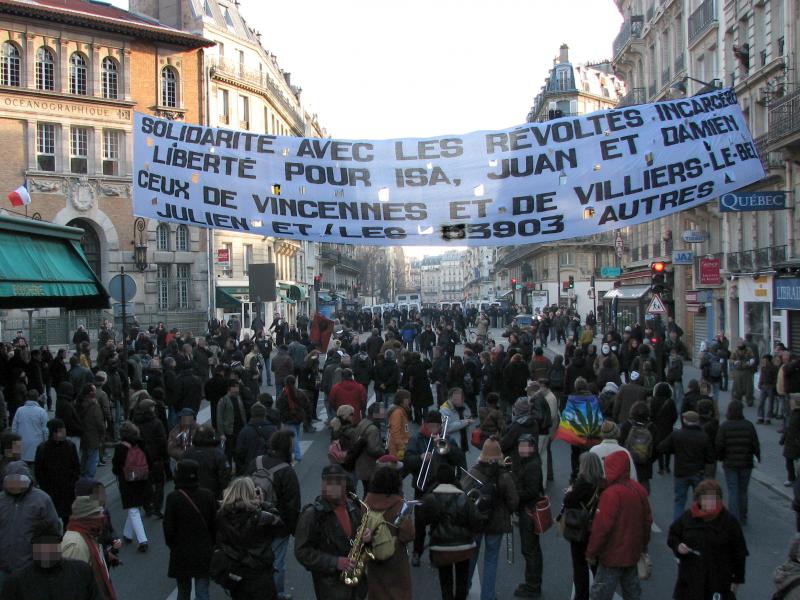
[133,88,765,246]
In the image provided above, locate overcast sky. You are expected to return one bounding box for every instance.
[117,0,623,255]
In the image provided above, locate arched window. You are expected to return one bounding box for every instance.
[1,42,21,87]
[156,223,170,251]
[101,57,118,99]
[67,218,101,276]
[69,52,87,95]
[161,67,177,107]
[36,47,55,91]
[175,225,189,251]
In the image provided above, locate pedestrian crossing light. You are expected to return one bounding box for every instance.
[650,261,667,293]
[568,276,575,289]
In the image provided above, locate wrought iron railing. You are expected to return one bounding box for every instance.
[769,88,800,146]
[613,17,644,58]
[617,87,646,107]
[726,246,788,272]
[688,0,716,43]
[753,133,784,171]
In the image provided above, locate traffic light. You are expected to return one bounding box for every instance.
[568,276,575,289]
[650,261,667,293]
[511,278,518,289]
[313,274,321,291]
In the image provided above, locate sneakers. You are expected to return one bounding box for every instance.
[785,480,794,487]
[514,584,542,598]
[411,553,421,567]
[137,543,148,553]
[757,418,764,424]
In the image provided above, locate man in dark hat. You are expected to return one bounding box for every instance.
[294,464,366,600]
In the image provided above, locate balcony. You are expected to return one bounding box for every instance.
[768,88,800,149]
[319,248,361,273]
[753,134,784,171]
[726,246,787,273]
[674,53,685,74]
[688,0,716,44]
[613,17,644,59]
[661,66,672,87]
[646,4,655,22]
[209,58,305,134]
[648,82,657,98]
[617,87,646,107]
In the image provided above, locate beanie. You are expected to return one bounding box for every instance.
[479,438,503,463]
[683,411,700,425]
[250,402,267,418]
[513,398,530,415]
[70,496,103,520]
[600,420,620,439]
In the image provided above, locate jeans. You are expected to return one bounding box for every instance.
[674,474,703,522]
[263,356,272,385]
[672,380,684,412]
[438,559,470,600]
[468,533,502,600]
[711,382,720,402]
[123,507,148,544]
[271,536,289,597]
[284,423,302,460]
[724,467,752,523]
[590,564,641,600]
[518,510,543,591]
[382,392,396,410]
[758,385,776,420]
[80,447,99,478]
[176,577,210,600]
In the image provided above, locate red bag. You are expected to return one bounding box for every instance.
[527,497,553,535]
[470,428,483,449]
[122,442,150,482]
[327,439,348,464]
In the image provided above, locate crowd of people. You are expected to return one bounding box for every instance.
[0,306,798,600]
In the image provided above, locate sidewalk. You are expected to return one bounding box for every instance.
[538,336,793,502]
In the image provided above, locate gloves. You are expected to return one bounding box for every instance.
[336,556,351,571]
[260,510,284,528]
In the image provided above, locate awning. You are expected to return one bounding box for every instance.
[215,287,243,311]
[279,293,296,305]
[317,293,333,303]
[288,284,306,302]
[498,289,513,298]
[0,215,109,309]
[601,285,651,300]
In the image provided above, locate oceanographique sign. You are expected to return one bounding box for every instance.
[133,88,765,246]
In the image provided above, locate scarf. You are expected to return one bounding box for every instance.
[67,519,117,600]
[334,503,353,538]
[690,501,723,521]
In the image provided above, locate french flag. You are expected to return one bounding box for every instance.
[7,180,31,207]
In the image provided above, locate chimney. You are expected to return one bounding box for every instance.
[559,44,569,63]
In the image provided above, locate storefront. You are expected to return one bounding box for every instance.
[601,285,650,333]
[774,276,800,355]
[686,289,714,359]
[734,276,774,357]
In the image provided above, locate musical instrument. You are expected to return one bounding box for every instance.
[341,492,374,587]
[392,500,422,527]
[416,415,450,490]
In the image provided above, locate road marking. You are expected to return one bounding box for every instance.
[652,522,662,533]
[468,566,481,599]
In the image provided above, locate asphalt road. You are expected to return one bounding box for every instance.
[99,328,795,599]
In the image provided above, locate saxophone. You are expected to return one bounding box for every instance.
[341,492,374,587]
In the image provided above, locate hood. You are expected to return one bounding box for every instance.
[365,493,403,512]
[513,415,538,427]
[604,451,631,484]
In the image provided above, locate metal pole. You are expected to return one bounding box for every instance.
[26,309,34,346]
[120,266,128,369]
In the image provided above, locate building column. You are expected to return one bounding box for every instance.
[91,43,101,97]
[25,119,36,170]
[92,126,103,176]
[25,33,36,89]
[122,48,132,101]
[59,40,70,94]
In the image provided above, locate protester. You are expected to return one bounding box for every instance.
[34,418,81,525]
[183,424,230,501]
[61,496,116,600]
[11,390,48,465]
[112,421,151,552]
[387,389,412,460]
[513,433,545,599]
[715,400,761,524]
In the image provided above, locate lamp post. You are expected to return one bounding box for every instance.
[133,218,148,272]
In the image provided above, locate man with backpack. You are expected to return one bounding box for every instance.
[235,403,277,476]
[349,403,386,496]
[589,420,638,482]
[215,381,248,470]
[665,347,685,411]
[700,342,724,401]
[245,430,300,600]
[533,379,559,483]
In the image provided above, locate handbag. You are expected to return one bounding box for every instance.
[562,489,598,543]
[470,427,483,449]
[526,497,553,535]
[327,439,348,464]
[209,544,244,591]
[637,552,653,580]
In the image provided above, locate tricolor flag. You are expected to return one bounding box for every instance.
[7,180,31,207]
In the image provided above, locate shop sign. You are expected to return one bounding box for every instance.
[699,258,721,285]
[216,248,230,267]
[719,191,787,212]
[774,277,800,310]
[672,250,694,265]
[600,266,622,278]
[682,230,708,243]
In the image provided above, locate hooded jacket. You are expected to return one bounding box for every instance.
[500,414,539,470]
[11,400,48,462]
[374,356,400,394]
[586,452,652,568]
[328,380,368,425]
[658,424,714,478]
[418,483,482,553]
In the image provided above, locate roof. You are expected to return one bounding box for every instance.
[0,0,214,48]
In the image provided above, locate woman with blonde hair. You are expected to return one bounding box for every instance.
[213,477,283,599]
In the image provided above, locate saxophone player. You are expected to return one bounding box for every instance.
[294,465,367,600]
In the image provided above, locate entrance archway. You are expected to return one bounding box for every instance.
[67,218,101,276]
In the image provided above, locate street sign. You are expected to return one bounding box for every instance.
[646,293,667,314]
[108,273,137,303]
[682,230,708,243]
[719,191,787,212]
[600,266,622,278]
[672,250,694,265]
[614,233,624,258]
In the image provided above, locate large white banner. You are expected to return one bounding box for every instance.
[133,88,764,246]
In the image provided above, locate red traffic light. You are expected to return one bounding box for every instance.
[650,261,666,273]
[651,337,658,344]
[511,278,518,285]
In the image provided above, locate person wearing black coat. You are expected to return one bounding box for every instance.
[619,401,658,492]
[34,418,80,525]
[402,352,433,424]
[174,367,203,418]
[112,421,152,551]
[56,381,84,451]
[782,396,800,486]
[502,353,530,416]
[650,381,678,475]
[500,399,540,474]
[564,351,593,396]
[514,434,545,598]
[667,479,747,600]
[163,459,216,600]
[132,400,168,518]
[715,401,760,524]
[235,403,278,475]
[205,367,228,432]
[184,425,231,501]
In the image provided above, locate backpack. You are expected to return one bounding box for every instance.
[363,510,395,562]
[624,423,653,465]
[530,394,553,435]
[641,371,657,393]
[251,456,289,506]
[709,356,723,379]
[121,442,149,482]
[327,439,348,464]
[549,365,565,390]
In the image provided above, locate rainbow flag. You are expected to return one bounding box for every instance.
[554,394,603,448]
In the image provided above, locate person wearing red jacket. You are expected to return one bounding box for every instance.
[586,451,653,600]
[327,369,367,425]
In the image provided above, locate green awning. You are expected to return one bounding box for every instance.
[317,293,333,302]
[288,284,306,302]
[216,287,242,310]
[0,215,109,309]
[279,293,296,305]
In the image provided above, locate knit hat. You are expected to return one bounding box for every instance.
[479,438,503,463]
[629,371,640,381]
[177,407,196,418]
[602,382,619,395]
[250,402,267,418]
[336,405,355,419]
[174,459,199,488]
[425,410,443,424]
[376,454,404,471]
[94,371,107,385]
[683,411,700,425]
[138,398,156,412]
[653,382,673,400]
[600,420,620,439]
[322,464,348,480]
[70,496,103,520]
[513,398,530,415]
[74,478,103,497]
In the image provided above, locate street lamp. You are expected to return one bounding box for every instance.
[670,76,722,97]
[133,217,148,271]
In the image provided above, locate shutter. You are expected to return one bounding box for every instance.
[692,312,708,360]
[789,311,800,357]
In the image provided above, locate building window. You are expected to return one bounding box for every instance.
[224,7,235,29]
[559,252,575,266]
[70,127,88,174]
[1,42,21,87]
[219,88,229,123]
[157,265,170,309]
[238,50,245,74]
[102,130,119,175]
[101,57,118,99]
[239,95,249,128]
[243,244,253,273]
[203,0,213,17]
[156,223,170,251]
[161,66,177,107]
[223,242,233,277]
[69,53,87,95]
[35,47,54,91]
[175,225,189,251]
[36,123,55,171]
[176,264,190,308]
